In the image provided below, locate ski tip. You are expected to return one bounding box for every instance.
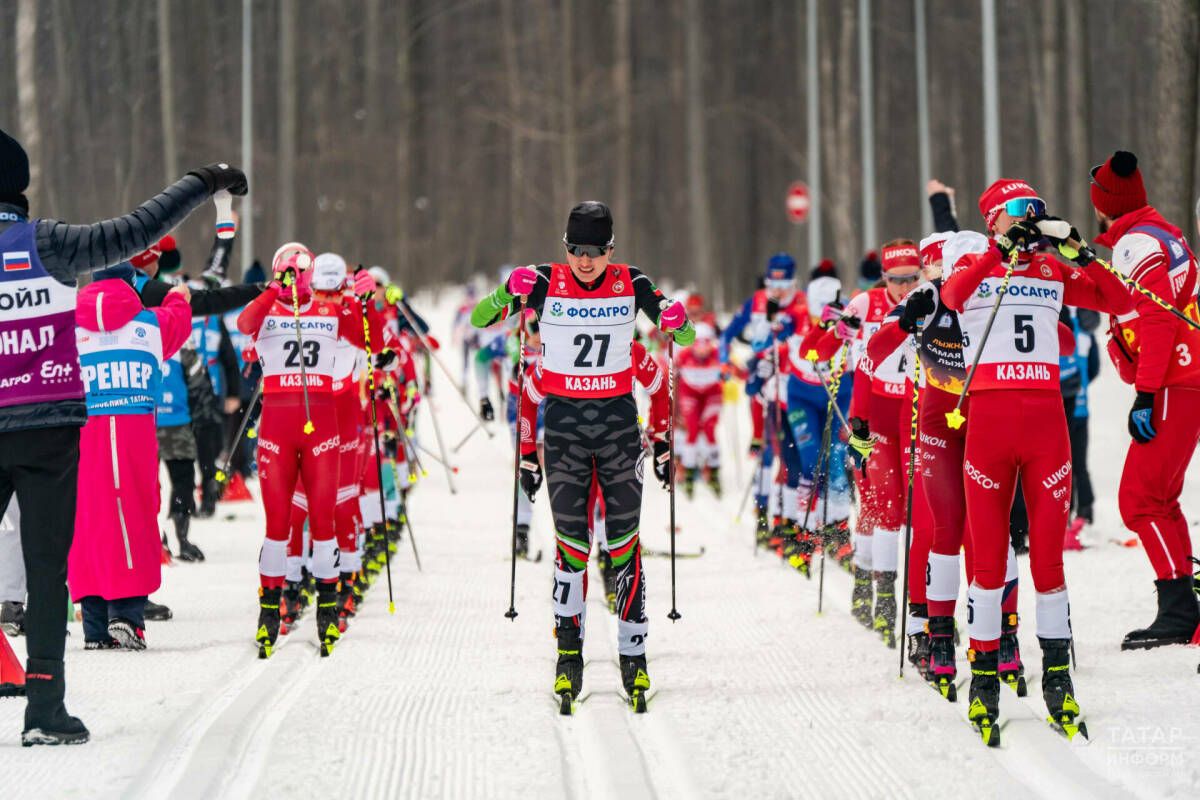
[558,693,574,716]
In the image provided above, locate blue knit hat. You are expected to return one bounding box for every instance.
[765,252,796,285]
[93,261,135,286]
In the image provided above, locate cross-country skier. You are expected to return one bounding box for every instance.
[470,201,694,711]
[676,322,723,498]
[237,243,377,658]
[1087,151,1200,650]
[940,178,1133,745]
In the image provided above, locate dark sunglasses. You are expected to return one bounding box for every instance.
[564,242,611,258]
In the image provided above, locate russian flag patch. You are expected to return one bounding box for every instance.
[2,251,32,272]
[216,221,236,236]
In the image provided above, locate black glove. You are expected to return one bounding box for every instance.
[480,397,495,422]
[898,289,936,333]
[994,219,1040,258]
[187,163,249,196]
[1128,391,1157,444]
[374,349,397,370]
[1035,216,1097,265]
[651,438,671,488]
[519,452,542,499]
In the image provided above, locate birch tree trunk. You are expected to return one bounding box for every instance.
[16,0,41,209]
[684,0,716,304]
[278,0,297,242]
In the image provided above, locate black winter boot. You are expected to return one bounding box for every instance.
[21,659,89,746]
[172,512,205,562]
[1121,577,1200,650]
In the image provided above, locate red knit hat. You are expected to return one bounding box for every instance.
[978,179,1039,229]
[130,234,177,270]
[1090,150,1146,219]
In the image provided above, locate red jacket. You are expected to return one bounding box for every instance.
[1095,206,1200,392]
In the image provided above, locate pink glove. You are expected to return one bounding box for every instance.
[820,304,843,327]
[506,266,538,297]
[835,316,860,341]
[659,300,687,331]
[353,270,377,297]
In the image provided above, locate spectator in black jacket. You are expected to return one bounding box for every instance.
[0,127,246,746]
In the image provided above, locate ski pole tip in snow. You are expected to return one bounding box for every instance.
[388,602,396,615]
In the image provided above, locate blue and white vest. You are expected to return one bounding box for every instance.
[77,310,165,416]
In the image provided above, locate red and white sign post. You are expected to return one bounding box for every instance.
[786,181,810,224]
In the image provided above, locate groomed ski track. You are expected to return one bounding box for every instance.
[2,292,1197,799]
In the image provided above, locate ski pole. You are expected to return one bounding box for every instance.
[814,402,834,613]
[770,341,787,538]
[356,277,396,614]
[423,383,459,494]
[504,300,527,620]
[382,434,423,573]
[899,350,922,679]
[946,251,1018,430]
[1090,255,1200,332]
[215,378,263,483]
[452,422,484,453]
[391,288,495,438]
[283,271,315,435]
[811,345,853,436]
[667,338,682,622]
[734,468,757,523]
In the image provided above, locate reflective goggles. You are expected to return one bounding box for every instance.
[883,271,921,285]
[1002,197,1046,219]
[563,237,613,258]
[764,279,796,290]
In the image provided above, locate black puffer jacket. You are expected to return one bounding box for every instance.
[0,174,211,432]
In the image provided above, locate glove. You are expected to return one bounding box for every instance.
[898,288,936,333]
[519,453,542,499]
[480,397,495,422]
[847,417,875,471]
[651,438,672,488]
[1128,391,1157,443]
[658,300,687,331]
[506,266,538,297]
[748,438,764,458]
[994,219,1040,258]
[1035,216,1097,266]
[187,162,249,196]
[835,314,861,341]
[374,349,397,370]
[353,270,377,297]
[820,301,845,329]
[755,356,775,380]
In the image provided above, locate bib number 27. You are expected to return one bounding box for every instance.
[573,333,610,368]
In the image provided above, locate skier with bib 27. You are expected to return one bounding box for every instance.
[470,201,694,711]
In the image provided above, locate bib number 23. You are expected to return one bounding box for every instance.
[283,339,321,368]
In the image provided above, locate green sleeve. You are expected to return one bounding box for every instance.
[470,284,514,328]
[671,319,696,346]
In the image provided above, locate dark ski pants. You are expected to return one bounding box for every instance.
[80,595,146,643]
[165,458,196,517]
[0,426,79,675]
[543,395,648,656]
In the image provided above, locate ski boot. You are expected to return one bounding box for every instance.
[1041,638,1087,741]
[554,626,584,715]
[20,659,89,747]
[196,479,220,519]
[337,572,357,633]
[967,648,1001,747]
[108,618,147,650]
[619,654,651,713]
[171,512,205,562]
[785,527,815,578]
[300,569,316,610]
[480,397,495,422]
[998,613,1027,696]
[144,599,173,621]
[873,572,897,648]
[706,467,722,498]
[754,507,771,549]
[599,551,618,614]
[279,583,300,636]
[256,587,282,659]
[768,518,789,557]
[682,467,698,500]
[906,603,931,679]
[927,616,957,701]
[851,567,874,629]
[1121,577,1200,650]
[515,524,530,559]
[351,572,366,606]
[316,584,341,657]
[1,600,26,636]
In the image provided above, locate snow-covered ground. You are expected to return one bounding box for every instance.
[2,289,1198,799]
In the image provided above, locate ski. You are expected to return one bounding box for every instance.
[641,546,706,559]
[552,691,590,716]
[966,697,1002,748]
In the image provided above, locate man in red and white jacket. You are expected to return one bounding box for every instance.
[941,178,1133,741]
[1090,150,1200,650]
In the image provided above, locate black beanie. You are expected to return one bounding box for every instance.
[0,128,31,210]
[564,201,614,247]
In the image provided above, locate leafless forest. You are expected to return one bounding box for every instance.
[2,0,1198,307]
